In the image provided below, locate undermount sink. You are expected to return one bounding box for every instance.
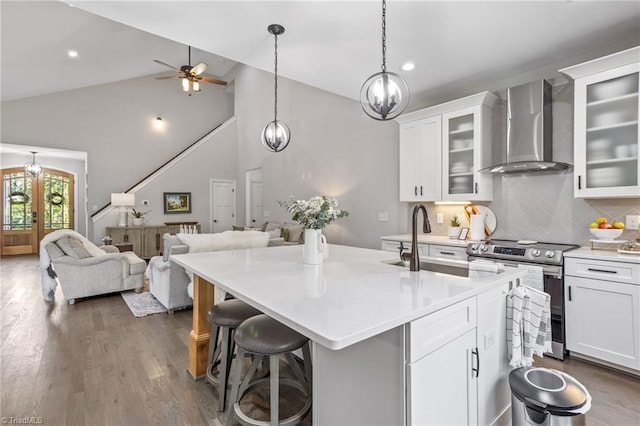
[382,259,469,277]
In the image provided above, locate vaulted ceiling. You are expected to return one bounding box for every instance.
[2,1,639,110]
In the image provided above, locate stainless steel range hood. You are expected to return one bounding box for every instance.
[482,80,571,173]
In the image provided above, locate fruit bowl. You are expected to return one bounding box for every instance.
[590,228,623,240]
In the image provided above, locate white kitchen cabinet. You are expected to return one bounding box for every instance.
[560,47,640,198]
[476,281,512,426]
[407,298,478,425]
[429,243,467,260]
[442,105,494,201]
[399,116,442,201]
[565,257,640,372]
[396,91,497,202]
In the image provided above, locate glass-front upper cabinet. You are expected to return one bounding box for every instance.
[442,104,493,201]
[561,47,640,198]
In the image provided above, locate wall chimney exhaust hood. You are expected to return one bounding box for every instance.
[482,80,570,173]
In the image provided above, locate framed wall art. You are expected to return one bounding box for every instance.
[163,192,191,214]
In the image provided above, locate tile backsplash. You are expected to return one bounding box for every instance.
[417,83,639,246]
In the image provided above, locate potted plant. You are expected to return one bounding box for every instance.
[130,209,150,226]
[279,195,349,264]
[448,214,462,239]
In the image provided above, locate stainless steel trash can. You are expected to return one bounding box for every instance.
[509,367,591,425]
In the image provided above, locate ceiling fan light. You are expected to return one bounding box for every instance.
[261,120,291,153]
[192,80,200,92]
[182,77,190,92]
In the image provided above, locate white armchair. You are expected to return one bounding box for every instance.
[41,229,145,304]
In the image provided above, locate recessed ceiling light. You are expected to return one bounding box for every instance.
[67,50,78,58]
[401,62,415,71]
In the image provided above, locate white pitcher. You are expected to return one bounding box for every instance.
[303,229,326,265]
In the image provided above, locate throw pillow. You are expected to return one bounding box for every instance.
[56,236,91,259]
[280,228,290,241]
[232,225,245,231]
[267,228,281,239]
[264,222,282,232]
[286,224,303,243]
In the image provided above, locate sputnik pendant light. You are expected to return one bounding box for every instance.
[360,0,409,120]
[24,151,43,177]
[261,24,291,153]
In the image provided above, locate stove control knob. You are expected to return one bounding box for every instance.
[471,244,479,251]
[480,244,488,252]
[545,250,556,258]
[531,249,541,257]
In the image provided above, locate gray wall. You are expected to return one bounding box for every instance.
[92,119,238,242]
[229,64,407,249]
[1,73,234,239]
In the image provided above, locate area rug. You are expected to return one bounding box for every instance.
[121,291,167,317]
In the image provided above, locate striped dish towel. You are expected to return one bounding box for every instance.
[507,286,552,368]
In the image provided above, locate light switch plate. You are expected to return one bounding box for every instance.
[436,213,444,224]
[627,215,640,230]
[378,212,389,222]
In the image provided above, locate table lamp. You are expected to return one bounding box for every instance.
[111,193,135,227]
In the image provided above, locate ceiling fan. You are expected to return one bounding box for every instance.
[154,46,227,93]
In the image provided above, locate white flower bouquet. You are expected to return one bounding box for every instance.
[279,195,349,229]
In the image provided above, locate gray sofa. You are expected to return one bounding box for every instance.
[146,231,277,313]
[44,234,145,304]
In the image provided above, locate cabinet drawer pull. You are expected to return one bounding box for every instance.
[439,251,456,256]
[587,268,617,274]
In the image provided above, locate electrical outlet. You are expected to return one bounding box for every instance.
[484,330,495,350]
[627,215,640,230]
[436,213,444,224]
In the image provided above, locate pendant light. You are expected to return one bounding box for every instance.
[261,24,291,153]
[24,151,43,177]
[360,0,409,120]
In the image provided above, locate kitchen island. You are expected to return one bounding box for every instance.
[172,244,525,425]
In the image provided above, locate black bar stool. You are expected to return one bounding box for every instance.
[206,298,262,412]
[228,314,312,425]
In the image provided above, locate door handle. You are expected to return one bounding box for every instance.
[472,347,480,378]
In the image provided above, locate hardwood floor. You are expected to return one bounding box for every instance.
[1,254,638,425]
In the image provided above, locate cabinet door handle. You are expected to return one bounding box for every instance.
[578,175,582,190]
[587,268,617,274]
[420,185,423,196]
[472,347,480,378]
[414,186,418,196]
[568,286,572,301]
[475,182,478,194]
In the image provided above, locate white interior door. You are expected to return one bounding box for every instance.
[210,179,236,233]
[249,180,263,227]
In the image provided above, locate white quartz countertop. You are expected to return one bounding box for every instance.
[564,246,640,264]
[172,244,524,351]
[381,234,470,247]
